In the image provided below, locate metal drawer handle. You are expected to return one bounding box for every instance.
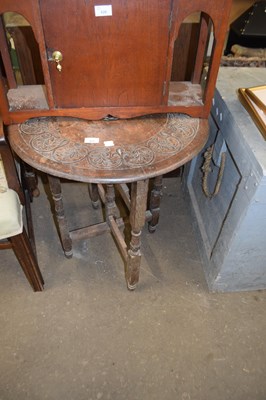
[202,144,226,199]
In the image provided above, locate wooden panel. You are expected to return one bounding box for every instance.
[189,118,241,257]
[171,23,200,81]
[40,0,172,108]
[0,17,16,88]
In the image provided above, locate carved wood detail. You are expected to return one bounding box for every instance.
[17,114,199,171]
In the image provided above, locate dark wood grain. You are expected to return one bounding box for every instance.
[47,175,73,258]
[0,0,232,123]
[8,114,209,183]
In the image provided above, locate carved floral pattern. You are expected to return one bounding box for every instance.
[88,148,122,169]
[121,146,154,167]
[31,133,67,152]
[18,114,199,171]
[147,133,181,153]
[53,143,88,163]
[20,117,61,136]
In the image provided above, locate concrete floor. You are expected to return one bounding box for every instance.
[1,177,266,400]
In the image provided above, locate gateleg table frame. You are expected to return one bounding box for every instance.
[8,113,209,289]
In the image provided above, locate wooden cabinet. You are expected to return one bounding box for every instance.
[40,0,172,108]
[0,0,232,123]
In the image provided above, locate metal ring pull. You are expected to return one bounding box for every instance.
[52,51,63,72]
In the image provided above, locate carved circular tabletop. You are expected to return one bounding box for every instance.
[8,114,209,183]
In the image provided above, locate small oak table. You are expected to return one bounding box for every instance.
[8,113,208,289]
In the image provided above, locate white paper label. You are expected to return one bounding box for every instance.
[104,140,114,147]
[94,5,112,17]
[84,137,99,144]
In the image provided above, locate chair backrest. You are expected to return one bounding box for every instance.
[0,0,232,124]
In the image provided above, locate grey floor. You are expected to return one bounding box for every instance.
[1,177,266,400]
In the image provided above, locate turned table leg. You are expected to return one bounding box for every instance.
[126,179,149,290]
[105,184,119,219]
[89,183,100,209]
[148,175,163,233]
[22,162,40,198]
[48,175,73,258]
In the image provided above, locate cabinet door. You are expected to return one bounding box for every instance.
[40,0,171,108]
[187,117,242,258]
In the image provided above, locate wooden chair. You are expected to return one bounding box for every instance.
[0,120,44,291]
[0,0,232,289]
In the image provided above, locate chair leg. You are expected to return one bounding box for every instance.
[48,175,73,258]
[126,179,149,290]
[10,228,44,291]
[22,175,37,256]
[148,175,163,233]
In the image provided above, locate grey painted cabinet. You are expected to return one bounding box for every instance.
[184,68,266,292]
